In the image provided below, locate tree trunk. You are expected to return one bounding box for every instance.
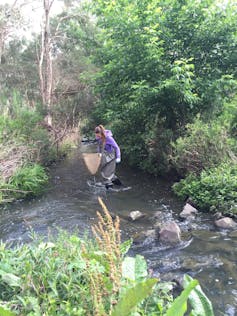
[39,0,54,126]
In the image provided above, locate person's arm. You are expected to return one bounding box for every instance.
[107,136,121,160]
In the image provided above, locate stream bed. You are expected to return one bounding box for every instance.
[0,145,237,316]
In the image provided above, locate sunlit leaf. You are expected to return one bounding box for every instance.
[165,279,198,316]
[111,278,158,316]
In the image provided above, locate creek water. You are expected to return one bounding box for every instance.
[0,144,237,316]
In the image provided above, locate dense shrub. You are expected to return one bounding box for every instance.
[9,164,48,196]
[0,91,61,204]
[140,123,174,175]
[0,91,52,162]
[0,91,42,138]
[0,164,49,204]
[225,99,237,139]
[171,117,236,177]
[172,163,237,214]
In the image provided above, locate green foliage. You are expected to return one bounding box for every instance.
[183,275,214,316]
[90,0,237,176]
[171,117,237,176]
[223,98,237,138]
[0,270,21,288]
[8,164,48,197]
[165,278,198,316]
[0,233,90,315]
[0,225,214,316]
[0,90,44,142]
[111,279,158,316]
[0,231,159,316]
[0,90,58,204]
[122,255,148,282]
[164,274,214,316]
[0,164,49,203]
[119,255,173,315]
[173,163,237,214]
[0,90,53,166]
[0,306,15,316]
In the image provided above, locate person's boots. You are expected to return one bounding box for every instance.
[104,180,113,189]
[112,176,122,186]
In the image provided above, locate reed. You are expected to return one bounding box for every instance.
[82,197,122,315]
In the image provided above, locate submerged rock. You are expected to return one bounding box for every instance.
[132,229,157,245]
[229,230,237,238]
[191,230,221,241]
[181,254,223,272]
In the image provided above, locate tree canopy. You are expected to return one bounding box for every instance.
[89,0,237,173]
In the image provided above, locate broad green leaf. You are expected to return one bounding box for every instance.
[111,278,157,316]
[183,275,215,316]
[0,263,12,273]
[0,306,16,316]
[122,255,147,281]
[120,239,133,255]
[0,270,21,287]
[165,279,198,316]
[27,297,41,316]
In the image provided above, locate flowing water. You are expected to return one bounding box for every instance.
[0,144,237,316]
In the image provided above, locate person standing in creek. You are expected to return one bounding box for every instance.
[95,125,121,188]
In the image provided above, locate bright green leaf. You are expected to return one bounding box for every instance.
[111,278,158,316]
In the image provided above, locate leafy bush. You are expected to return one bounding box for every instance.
[171,117,236,176]
[173,163,237,214]
[0,90,43,141]
[0,89,57,162]
[8,164,48,198]
[0,91,59,204]
[0,164,48,204]
[224,98,237,139]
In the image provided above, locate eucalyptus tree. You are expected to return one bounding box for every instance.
[48,2,98,128]
[0,0,27,95]
[38,0,55,126]
[0,0,22,64]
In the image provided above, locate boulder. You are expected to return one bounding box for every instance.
[179,203,198,219]
[158,222,181,244]
[214,217,237,229]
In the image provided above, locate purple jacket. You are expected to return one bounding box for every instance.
[97,130,121,159]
